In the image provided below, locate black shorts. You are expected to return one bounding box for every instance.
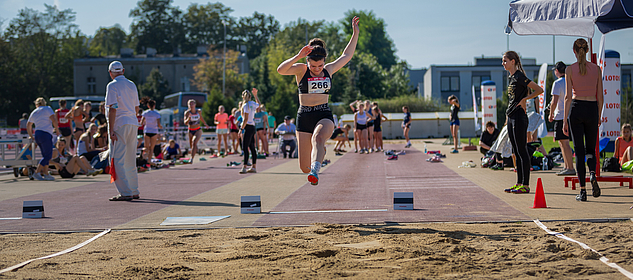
[296,104,334,133]
[59,167,75,178]
[554,120,570,141]
[230,128,239,133]
[374,125,382,132]
[145,133,157,138]
[74,127,84,133]
[367,121,374,128]
[189,128,201,136]
[330,131,343,140]
[256,128,265,132]
[138,129,144,136]
[59,127,72,137]
[356,123,367,130]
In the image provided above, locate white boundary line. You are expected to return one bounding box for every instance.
[533,220,633,279]
[270,209,388,214]
[0,217,21,220]
[0,229,111,274]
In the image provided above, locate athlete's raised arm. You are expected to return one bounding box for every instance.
[325,16,359,75]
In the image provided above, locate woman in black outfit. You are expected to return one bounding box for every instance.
[502,51,544,194]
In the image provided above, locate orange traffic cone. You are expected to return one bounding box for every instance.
[531,178,548,208]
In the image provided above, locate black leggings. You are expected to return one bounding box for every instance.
[242,125,257,165]
[569,100,599,187]
[507,109,530,186]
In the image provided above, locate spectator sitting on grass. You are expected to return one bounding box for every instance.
[50,138,101,178]
[479,121,504,170]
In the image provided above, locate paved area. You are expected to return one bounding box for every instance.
[1,139,632,233]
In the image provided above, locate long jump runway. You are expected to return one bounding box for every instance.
[0,158,289,233]
[0,144,529,232]
[253,145,528,226]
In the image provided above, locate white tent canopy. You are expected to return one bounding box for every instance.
[507,0,615,37]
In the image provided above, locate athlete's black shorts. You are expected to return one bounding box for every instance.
[296,104,334,133]
[145,133,157,138]
[59,167,75,178]
[256,128,265,132]
[230,128,239,133]
[374,125,382,132]
[553,120,570,141]
[138,129,143,136]
[356,123,367,130]
[59,127,72,137]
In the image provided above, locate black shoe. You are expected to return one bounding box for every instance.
[590,172,601,198]
[576,189,587,202]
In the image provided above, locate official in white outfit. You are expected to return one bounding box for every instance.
[106,61,141,201]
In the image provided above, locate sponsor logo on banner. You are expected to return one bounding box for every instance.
[481,83,497,128]
[600,54,621,142]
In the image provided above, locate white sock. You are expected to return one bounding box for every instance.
[407,141,411,145]
[311,161,322,174]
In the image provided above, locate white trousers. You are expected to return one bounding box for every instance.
[109,124,139,196]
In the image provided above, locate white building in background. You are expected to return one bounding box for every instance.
[423,57,539,110]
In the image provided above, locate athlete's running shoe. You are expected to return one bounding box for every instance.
[511,185,530,194]
[504,184,521,193]
[576,189,587,201]
[490,164,504,171]
[308,170,319,185]
[239,166,248,174]
[405,143,411,148]
[247,167,257,173]
[450,149,459,153]
[590,172,600,198]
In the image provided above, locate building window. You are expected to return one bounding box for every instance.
[441,76,459,92]
[87,77,96,94]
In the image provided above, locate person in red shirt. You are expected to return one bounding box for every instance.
[228,108,239,154]
[56,99,72,154]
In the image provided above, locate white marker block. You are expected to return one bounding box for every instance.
[23,200,44,218]
[241,196,261,214]
[393,192,413,210]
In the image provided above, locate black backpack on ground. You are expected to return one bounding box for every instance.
[602,157,621,172]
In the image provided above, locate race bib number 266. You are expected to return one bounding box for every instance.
[308,77,330,94]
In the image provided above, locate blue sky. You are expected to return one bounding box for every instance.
[1,0,632,69]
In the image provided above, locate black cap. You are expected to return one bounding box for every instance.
[284,115,291,120]
[555,61,566,73]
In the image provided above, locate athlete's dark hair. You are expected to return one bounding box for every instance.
[503,51,525,75]
[59,99,66,106]
[486,121,495,128]
[307,38,327,61]
[140,96,155,108]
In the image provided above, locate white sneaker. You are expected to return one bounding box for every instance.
[33,173,45,181]
[239,166,248,174]
[369,148,374,153]
[44,174,55,181]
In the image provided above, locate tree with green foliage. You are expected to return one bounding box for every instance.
[182,2,234,54]
[129,0,185,54]
[139,68,171,109]
[89,24,127,56]
[383,62,414,99]
[236,12,280,59]
[1,4,86,125]
[341,10,397,69]
[192,46,248,99]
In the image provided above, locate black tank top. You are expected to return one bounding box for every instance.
[298,68,331,94]
[374,111,381,128]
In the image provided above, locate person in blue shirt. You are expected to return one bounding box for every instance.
[448,95,461,153]
[275,115,297,158]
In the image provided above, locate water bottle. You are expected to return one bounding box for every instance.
[424,144,427,154]
[542,157,548,170]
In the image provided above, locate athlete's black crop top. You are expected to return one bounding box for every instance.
[298,68,331,94]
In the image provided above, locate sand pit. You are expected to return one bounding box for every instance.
[1,220,632,279]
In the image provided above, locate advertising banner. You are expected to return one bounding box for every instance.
[481,81,497,129]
